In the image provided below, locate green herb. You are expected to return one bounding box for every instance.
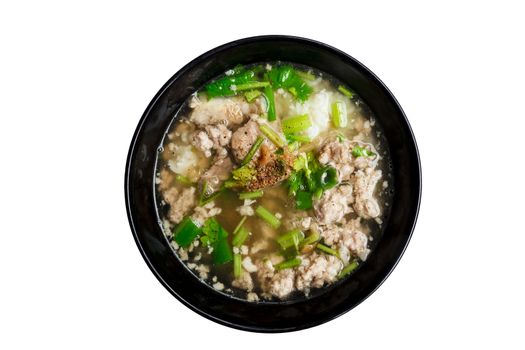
[233,253,242,278]
[316,243,340,259]
[232,165,256,185]
[241,136,264,166]
[282,114,312,134]
[213,226,233,264]
[338,260,359,279]
[232,226,250,247]
[239,190,264,200]
[244,90,262,102]
[300,230,321,247]
[331,101,348,128]
[200,217,221,247]
[317,166,338,190]
[338,85,354,98]
[263,85,276,121]
[275,257,302,270]
[234,81,270,91]
[352,145,375,158]
[255,205,281,229]
[205,67,258,98]
[267,65,313,102]
[233,216,247,236]
[259,124,285,148]
[173,217,202,248]
[337,133,346,143]
[295,190,313,210]
[175,174,193,185]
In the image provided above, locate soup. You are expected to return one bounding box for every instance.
[155,63,392,302]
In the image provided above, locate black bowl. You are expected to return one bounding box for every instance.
[125,35,421,332]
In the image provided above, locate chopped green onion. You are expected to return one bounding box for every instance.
[223,180,241,189]
[297,70,316,81]
[338,260,359,278]
[245,90,262,102]
[295,191,312,210]
[175,174,193,185]
[173,217,201,248]
[232,226,250,247]
[338,85,354,98]
[352,145,376,158]
[213,226,233,264]
[316,243,340,259]
[263,85,276,121]
[331,101,348,128]
[255,205,281,229]
[276,229,305,251]
[233,216,247,235]
[317,166,338,190]
[282,114,312,134]
[199,181,211,204]
[275,257,302,270]
[285,133,311,143]
[200,190,223,206]
[300,230,321,247]
[241,136,264,166]
[239,190,264,200]
[233,253,242,278]
[234,81,270,91]
[260,124,285,148]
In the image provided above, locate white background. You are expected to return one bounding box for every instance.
[1,0,524,348]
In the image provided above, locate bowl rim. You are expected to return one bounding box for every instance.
[124,34,422,332]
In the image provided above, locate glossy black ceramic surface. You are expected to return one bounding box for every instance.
[125,35,421,332]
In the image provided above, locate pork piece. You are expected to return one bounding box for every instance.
[319,220,371,261]
[200,156,233,192]
[314,184,354,225]
[232,271,254,291]
[190,96,260,127]
[295,252,343,292]
[353,168,382,219]
[191,201,222,226]
[318,139,355,181]
[191,124,232,158]
[157,168,174,192]
[256,260,295,299]
[230,120,260,162]
[162,187,196,224]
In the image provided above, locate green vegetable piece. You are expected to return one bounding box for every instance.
[263,85,276,121]
[233,216,247,235]
[239,190,264,200]
[286,133,311,144]
[232,165,256,185]
[241,136,264,166]
[233,253,242,278]
[213,226,233,264]
[282,114,312,134]
[352,145,376,158]
[199,180,224,205]
[245,90,262,102]
[276,229,305,251]
[201,217,220,246]
[295,191,312,210]
[331,101,348,128]
[338,260,359,279]
[338,85,354,98]
[175,174,193,185]
[205,68,257,98]
[267,65,313,101]
[255,205,281,229]
[318,166,338,190]
[316,243,340,259]
[173,217,201,248]
[297,70,316,81]
[300,230,321,247]
[260,124,285,148]
[232,226,250,247]
[234,81,270,91]
[275,257,302,270]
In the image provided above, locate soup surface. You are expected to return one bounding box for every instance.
[155,63,392,302]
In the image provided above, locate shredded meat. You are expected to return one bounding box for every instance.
[189,97,252,126]
[353,168,382,219]
[314,184,354,225]
[192,124,232,158]
[230,120,260,162]
[162,187,196,224]
[232,272,254,291]
[318,140,355,181]
[201,156,233,192]
[319,220,371,261]
[295,252,342,292]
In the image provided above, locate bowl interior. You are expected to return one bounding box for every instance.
[125,36,421,332]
